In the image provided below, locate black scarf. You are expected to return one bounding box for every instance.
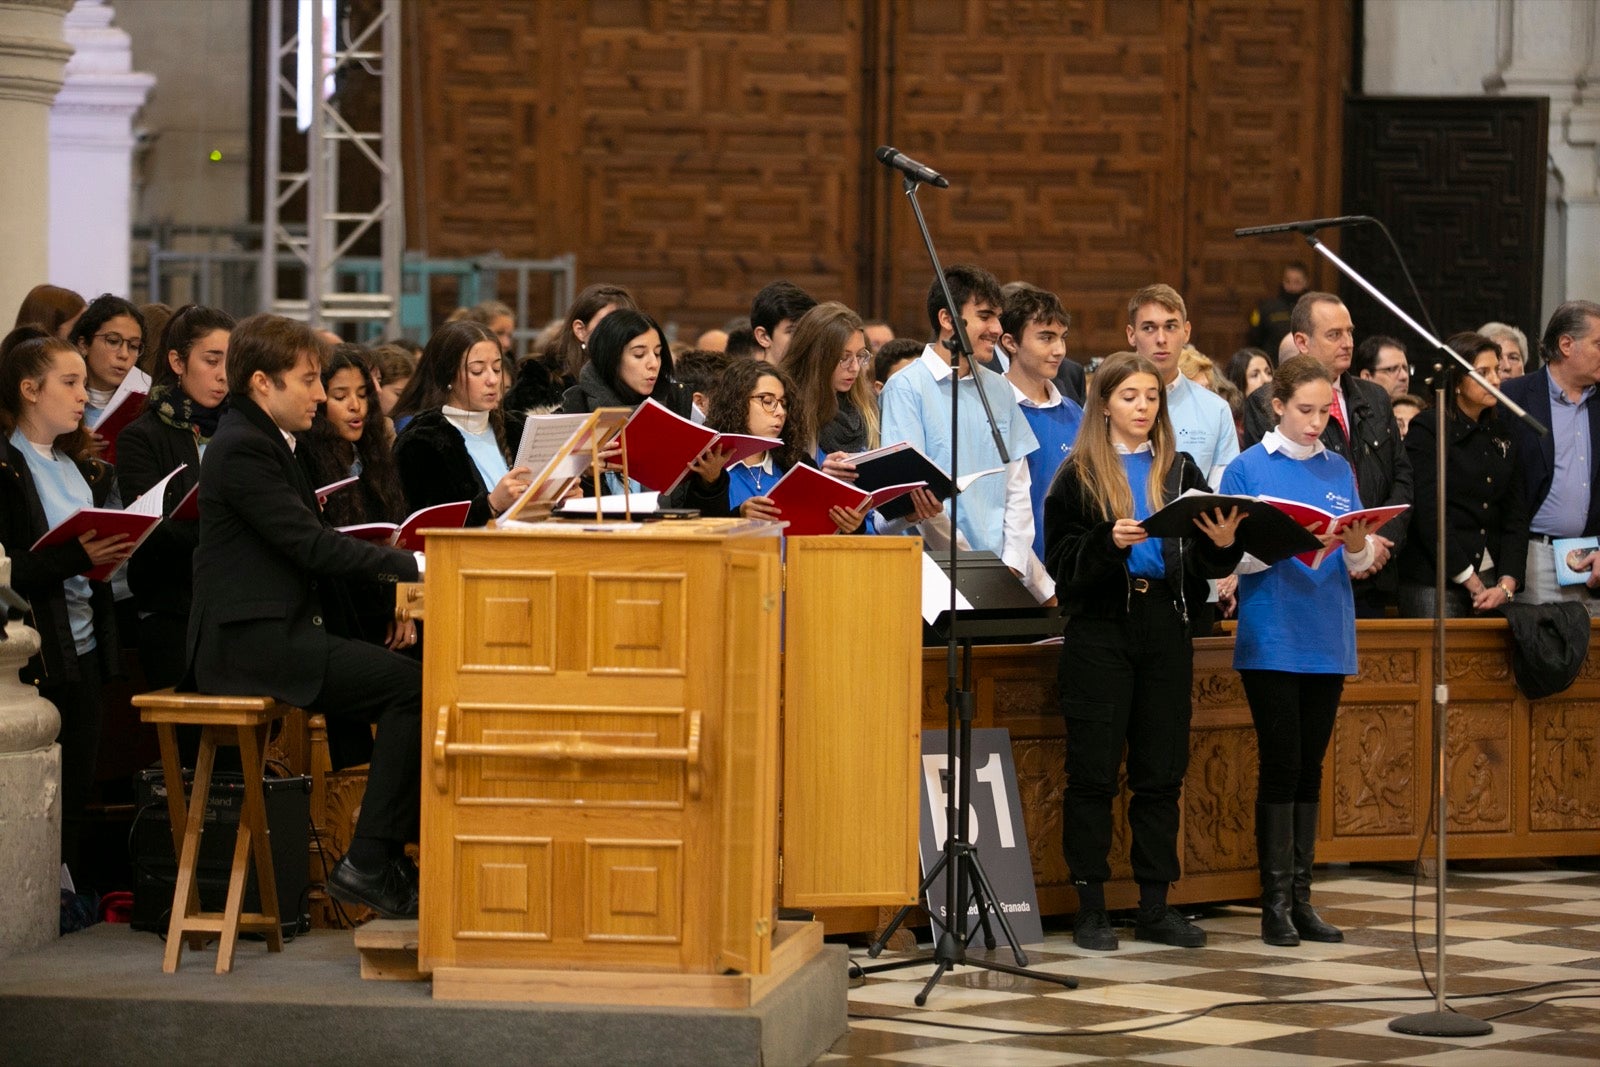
[149,380,226,443]
[817,391,867,454]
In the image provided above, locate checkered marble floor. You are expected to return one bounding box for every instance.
[824,863,1600,1065]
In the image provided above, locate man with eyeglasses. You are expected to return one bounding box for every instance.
[1353,335,1412,401]
[1243,293,1413,615]
[879,263,1050,601]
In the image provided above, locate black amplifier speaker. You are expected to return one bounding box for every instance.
[130,767,312,936]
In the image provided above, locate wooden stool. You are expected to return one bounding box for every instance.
[133,689,290,974]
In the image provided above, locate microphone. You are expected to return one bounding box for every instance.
[875,146,950,189]
[1234,215,1369,238]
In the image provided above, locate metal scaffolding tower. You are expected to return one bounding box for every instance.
[260,0,402,335]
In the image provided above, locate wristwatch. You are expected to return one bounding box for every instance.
[1498,579,1515,601]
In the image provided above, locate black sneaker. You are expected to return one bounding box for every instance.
[1073,907,1118,951]
[1135,906,1207,947]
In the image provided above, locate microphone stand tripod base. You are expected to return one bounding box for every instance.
[1388,1011,1493,1038]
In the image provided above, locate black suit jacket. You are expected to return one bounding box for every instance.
[1500,367,1600,536]
[186,396,418,706]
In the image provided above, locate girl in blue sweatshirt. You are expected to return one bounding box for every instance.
[1217,355,1377,947]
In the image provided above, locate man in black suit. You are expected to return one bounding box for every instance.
[1242,292,1412,615]
[1500,300,1600,612]
[187,314,422,918]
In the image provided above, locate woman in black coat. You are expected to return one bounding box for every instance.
[392,320,529,526]
[0,328,132,879]
[1396,332,1528,617]
[116,305,234,687]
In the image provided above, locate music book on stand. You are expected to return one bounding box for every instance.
[499,408,632,525]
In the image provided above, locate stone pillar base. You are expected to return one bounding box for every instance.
[0,744,61,960]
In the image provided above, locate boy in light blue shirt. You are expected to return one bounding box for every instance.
[1126,284,1238,487]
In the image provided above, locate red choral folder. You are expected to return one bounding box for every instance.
[618,399,781,494]
[763,465,925,536]
[1258,495,1410,568]
[172,475,359,524]
[337,500,471,552]
[89,367,153,465]
[29,463,188,581]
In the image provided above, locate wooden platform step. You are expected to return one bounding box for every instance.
[352,919,422,982]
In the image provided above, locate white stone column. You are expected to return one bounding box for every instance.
[0,552,63,960]
[0,0,72,323]
[47,0,151,300]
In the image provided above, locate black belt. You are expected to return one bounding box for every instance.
[1130,577,1170,595]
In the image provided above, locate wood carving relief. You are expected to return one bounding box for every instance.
[1530,702,1600,831]
[1012,737,1067,889]
[1445,652,1513,684]
[1184,727,1257,873]
[1192,671,1244,709]
[1332,704,1414,836]
[1355,651,1417,686]
[1444,704,1511,833]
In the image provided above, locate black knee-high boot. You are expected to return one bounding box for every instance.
[1257,803,1299,946]
[1290,802,1343,942]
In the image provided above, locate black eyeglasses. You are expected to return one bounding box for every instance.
[93,332,143,355]
[749,392,788,413]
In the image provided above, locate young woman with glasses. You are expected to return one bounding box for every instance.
[679,358,866,532]
[67,294,152,452]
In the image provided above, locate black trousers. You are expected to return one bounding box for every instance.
[1240,669,1344,804]
[308,635,422,846]
[43,651,104,881]
[1058,590,1194,886]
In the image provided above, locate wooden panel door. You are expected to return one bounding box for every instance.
[780,537,921,908]
[1341,97,1548,356]
[421,532,731,974]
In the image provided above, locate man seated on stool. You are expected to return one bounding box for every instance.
[185,313,423,919]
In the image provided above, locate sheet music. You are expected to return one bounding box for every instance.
[920,551,973,625]
[125,464,187,519]
[516,413,598,475]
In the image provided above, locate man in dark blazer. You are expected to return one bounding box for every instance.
[186,314,423,918]
[1242,292,1412,615]
[1499,300,1600,612]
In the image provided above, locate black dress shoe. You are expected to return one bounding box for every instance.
[1135,906,1207,947]
[1073,908,1118,951]
[327,855,418,920]
[394,854,419,898]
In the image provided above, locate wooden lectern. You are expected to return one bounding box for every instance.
[415,518,920,1006]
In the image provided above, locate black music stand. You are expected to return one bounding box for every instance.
[862,551,1076,1000]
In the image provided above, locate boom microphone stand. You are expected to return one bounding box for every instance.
[1238,218,1548,1037]
[859,153,1074,1005]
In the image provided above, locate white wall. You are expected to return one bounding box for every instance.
[1363,0,1600,327]
[112,0,250,239]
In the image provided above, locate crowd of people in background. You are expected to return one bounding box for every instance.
[9,268,1597,938]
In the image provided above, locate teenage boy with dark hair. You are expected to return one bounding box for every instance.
[881,264,1050,600]
[1001,286,1083,570]
[186,313,424,919]
[673,347,731,421]
[749,280,817,363]
[873,338,921,395]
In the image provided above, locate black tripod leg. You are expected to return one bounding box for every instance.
[964,851,1029,965]
[915,959,952,1007]
[863,850,949,964]
[962,854,1001,952]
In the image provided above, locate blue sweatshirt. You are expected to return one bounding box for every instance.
[1218,443,1362,675]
